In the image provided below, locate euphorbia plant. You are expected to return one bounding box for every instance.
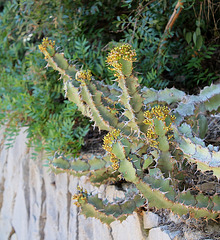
[39,38,220,224]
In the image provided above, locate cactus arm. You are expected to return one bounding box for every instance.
[142,84,220,119]
[136,178,219,220]
[66,81,89,116]
[109,74,143,136]
[142,87,186,105]
[106,134,219,219]
[109,133,220,219]
[74,193,145,225]
[79,83,113,131]
[75,175,219,224]
[106,44,145,135]
[175,84,220,117]
[173,126,220,178]
[80,201,116,225]
[39,39,122,131]
[49,153,117,181]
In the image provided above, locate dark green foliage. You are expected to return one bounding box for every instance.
[0,0,93,155]
[114,0,220,89]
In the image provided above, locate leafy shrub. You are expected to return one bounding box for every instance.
[114,0,220,89]
[0,0,93,156]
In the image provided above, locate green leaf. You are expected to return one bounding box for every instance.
[193,32,197,45]
[196,35,203,49]
[195,27,201,36]
[185,32,192,44]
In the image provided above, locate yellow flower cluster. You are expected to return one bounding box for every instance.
[146,128,158,148]
[75,70,92,85]
[106,44,136,77]
[103,129,121,170]
[72,186,88,207]
[144,105,171,122]
[38,37,55,59]
[143,105,176,148]
[103,129,121,152]
[110,153,120,170]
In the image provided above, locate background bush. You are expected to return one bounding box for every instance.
[0,0,219,157]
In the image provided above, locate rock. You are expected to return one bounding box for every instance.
[68,175,78,240]
[105,185,125,202]
[78,215,112,240]
[147,227,171,240]
[110,212,145,240]
[28,152,45,240]
[10,233,18,240]
[168,230,183,240]
[168,212,182,225]
[143,212,160,229]
[12,166,28,240]
[0,128,28,239]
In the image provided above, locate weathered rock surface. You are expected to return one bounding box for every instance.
[143,212,160,229]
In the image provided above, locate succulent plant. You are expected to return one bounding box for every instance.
[39,38,220,224]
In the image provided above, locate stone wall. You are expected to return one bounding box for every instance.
[0,128,219,240]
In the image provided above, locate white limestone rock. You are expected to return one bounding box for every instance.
[110,212,145,240]
[12,173,28,240]
[184,230,204,240]
[147,227,171,240]
[143,212,160,229]
[28,153,45,240]
[78,215,113,240]
[105,185,125,203]
[10,233,18,240]
[0,128,28,239]
[68,175,78,240]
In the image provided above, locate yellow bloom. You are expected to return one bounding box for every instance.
[102,129,120,153]
[106,44,136,77]
[103,129,121,170]
[72,186,88,206]
[143,105,176,148]
[38,37,55,59]
[76,70,92,81]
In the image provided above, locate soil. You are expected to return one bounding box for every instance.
[81,126,107,154]
[205,114,220,147]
